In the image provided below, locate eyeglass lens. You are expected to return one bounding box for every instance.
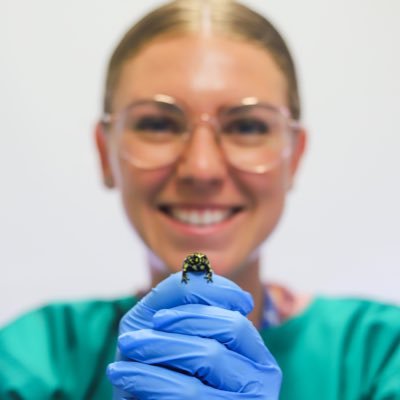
[111,101,293,172]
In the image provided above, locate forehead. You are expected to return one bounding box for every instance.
[113,34,288,112]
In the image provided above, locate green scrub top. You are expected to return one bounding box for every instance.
[1,296,399,399]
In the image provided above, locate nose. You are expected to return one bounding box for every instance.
[175,119,228,189]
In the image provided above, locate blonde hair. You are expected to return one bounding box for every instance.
[104,0,301,119]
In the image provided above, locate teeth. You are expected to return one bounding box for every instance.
[170,208,233,226]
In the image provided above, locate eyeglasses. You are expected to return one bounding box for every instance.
[101,94,301,174]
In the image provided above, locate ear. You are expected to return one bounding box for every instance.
[94,122,115,188]
[287,127,307,190]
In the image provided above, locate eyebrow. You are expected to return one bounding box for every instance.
[150,102,187,118]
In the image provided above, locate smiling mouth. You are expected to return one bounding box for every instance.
[159,206,243,226]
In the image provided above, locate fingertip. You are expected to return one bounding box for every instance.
[152,308,170,322]
[106,362,118,381]
[205,274,254,313]
[117,332,130,353]
[106,361,134,382]
[242,291,254,315]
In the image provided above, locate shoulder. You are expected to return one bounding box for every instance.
[272,295,400,348]
[264,296,400,399]
[0,296,137,354]
[2,295,137,329]
[312,297,400,397]
[267,281,400,334]
[0,296,137,399]
[305,296,400,334]
[309,297,400,364]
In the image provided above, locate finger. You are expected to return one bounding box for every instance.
[120,272,253,333]
[107,361,239,399]
[143,272,253,314]
[118,329,277,392]
[153,304,271,364]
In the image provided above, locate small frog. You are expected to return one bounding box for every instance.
[181,252,213,284]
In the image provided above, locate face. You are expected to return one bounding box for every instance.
[96,34,306,278]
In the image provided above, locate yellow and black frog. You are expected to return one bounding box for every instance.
[181,252,213,284]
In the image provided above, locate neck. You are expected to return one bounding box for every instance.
[148,253,264,329]
[233,259,264,328]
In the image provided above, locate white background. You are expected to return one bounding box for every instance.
[1,0,399,326]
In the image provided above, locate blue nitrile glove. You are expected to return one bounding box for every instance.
[107,272,282,399]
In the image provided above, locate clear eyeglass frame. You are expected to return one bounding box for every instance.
[101,94,301,174]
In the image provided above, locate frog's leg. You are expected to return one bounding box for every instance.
[205,270,213,283]
[181,263,190,284]
[181,271,190,284]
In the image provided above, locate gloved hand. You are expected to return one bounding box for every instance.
[107,272,282,399]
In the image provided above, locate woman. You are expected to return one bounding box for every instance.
[1,1,399,399]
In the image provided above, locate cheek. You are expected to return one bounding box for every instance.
[115,162,172,234]
[237,161,290,205]
[239,163,291,235]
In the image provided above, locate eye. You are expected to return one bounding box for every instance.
[224,118,271,135]
[133,115,183,133]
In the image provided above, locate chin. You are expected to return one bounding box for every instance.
[187,249,254,279]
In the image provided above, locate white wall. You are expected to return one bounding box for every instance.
[1,0,399,326]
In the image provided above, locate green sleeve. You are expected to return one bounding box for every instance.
[361,302,400,400]
[0,297,136,400]
[262,297,400,400]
